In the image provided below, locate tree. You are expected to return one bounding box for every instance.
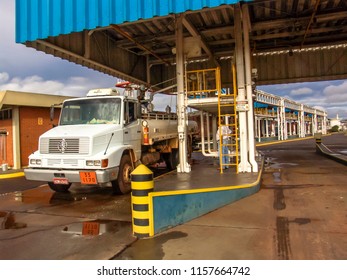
[330,125,339,132]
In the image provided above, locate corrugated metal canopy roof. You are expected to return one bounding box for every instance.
[15,0,347,87]
[16,0,249,43]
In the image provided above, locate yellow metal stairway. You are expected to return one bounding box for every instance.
[217,65,239,174]
[185,67,239,174]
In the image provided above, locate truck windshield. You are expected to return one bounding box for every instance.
[59,98,121,125]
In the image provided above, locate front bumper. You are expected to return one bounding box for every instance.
[24,167,119,184]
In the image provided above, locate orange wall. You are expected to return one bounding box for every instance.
[0,119,13,165]
[0,106,61,168]
[19,106,60,167]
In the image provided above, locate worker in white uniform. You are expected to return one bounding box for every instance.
[216,118,232,170]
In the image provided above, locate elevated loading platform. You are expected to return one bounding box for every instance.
[132,152,263,237]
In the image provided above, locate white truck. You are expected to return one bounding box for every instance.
[25,87,198,194]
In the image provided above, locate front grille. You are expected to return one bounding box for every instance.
[47,158,61,165]
[40,138,89,154]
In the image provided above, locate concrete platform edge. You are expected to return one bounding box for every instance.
[316,143,347,165]
[150,158,264,235]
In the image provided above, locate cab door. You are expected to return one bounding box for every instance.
[123,100,142,159]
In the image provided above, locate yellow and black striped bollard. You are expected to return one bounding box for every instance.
[131,164,153,238]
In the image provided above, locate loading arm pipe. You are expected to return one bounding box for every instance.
[200,111,218,157]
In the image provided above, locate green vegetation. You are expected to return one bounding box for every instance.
[330,125,340,133]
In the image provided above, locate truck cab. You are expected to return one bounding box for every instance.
[25,88,141,194]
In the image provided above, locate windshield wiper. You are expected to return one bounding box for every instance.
[104,133,114,155]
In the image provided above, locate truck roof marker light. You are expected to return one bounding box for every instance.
[87,88,119,97]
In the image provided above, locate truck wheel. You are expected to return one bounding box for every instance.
[164,148,179,170]
[112,154,133,194]
[48,182,71,192]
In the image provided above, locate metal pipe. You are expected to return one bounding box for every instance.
[200,111,218,157]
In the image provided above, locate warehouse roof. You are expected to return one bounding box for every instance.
[0,90,71,110]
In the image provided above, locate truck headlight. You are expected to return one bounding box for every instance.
[86,159,108,167]
[30,159,41,165]
[86,160,95,166]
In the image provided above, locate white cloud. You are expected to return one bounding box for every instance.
[0,72,114,97]
[260,81,347,118]
[323,81,347,104]
[290,87,313,96]
[152,93,177,111]
[0,72,174,112]
[0,72,9,83]
[323,80,347,95]
[313,106,326,112]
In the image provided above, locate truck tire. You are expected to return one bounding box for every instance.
[48,182,71,192]
[112,154,133,194]
[164,148,179,170]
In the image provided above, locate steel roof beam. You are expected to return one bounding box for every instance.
[110,24,171,66]
[301,0,321,48]
[182,16,220,67]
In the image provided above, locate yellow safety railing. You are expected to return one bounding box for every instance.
[186,68,219,99]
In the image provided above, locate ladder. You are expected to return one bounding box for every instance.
[217,65,239,174]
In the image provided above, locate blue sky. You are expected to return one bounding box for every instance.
[1,0,346,118]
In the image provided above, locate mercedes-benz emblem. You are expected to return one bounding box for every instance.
[57,139,68,153]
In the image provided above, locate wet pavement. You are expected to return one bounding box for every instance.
[0,185,134,260]
[0,133,346,259]
[114,133,346,260]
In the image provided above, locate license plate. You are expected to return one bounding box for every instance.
[79,171,97,184]
[53,178,69,185]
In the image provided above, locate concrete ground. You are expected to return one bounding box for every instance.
[114,134,347,260]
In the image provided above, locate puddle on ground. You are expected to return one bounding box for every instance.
[112,231,188,260]
[12,185,118,207]
[292,218,311,225]
[62,219,131,236]
[273,170,282,183]
[0,211,27,229]
[265,157,298,169]
[273,188,286,210]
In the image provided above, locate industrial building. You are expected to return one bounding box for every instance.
[0,90,69,169]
